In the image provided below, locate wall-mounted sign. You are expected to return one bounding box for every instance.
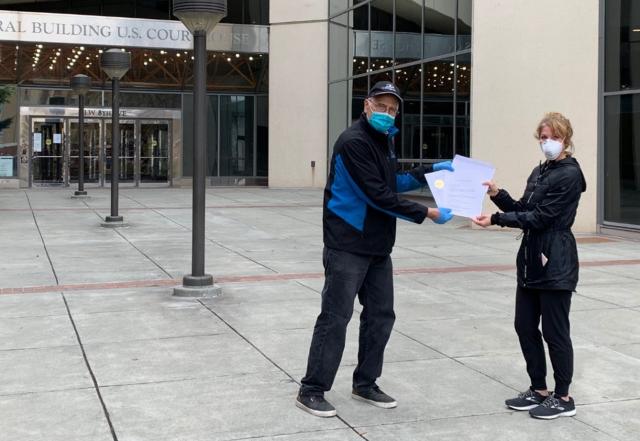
[0,156,13,176]
[33,133,42,152]
[0,10,268,53]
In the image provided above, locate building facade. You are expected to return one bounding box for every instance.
[0,0,269,188]
[0,1,638,235]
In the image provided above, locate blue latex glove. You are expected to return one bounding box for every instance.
[433,160,454,172]
[431,207,453,224]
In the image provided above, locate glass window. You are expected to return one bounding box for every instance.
[256,96,268,177]
[20,88,102,107]
[119,92,181,108]
[330,12,350,82]
[370,0,394,72]
[182,94,218,177]
[457,0,472,50]
[424,0,456,58]
[134,0,171,19]
[395,0,423,66]
[102,0,136,17]
[328,81,349,157]
[604,94,640,225]
[395,64,422,160]
[349,76,369,123]
[350,5,370,77]
[0,85,18,178]
[422,58,455,160]
[221,0,269,25]
[605,0,640,91]
[455,53,471,156]
[220,95,254,177]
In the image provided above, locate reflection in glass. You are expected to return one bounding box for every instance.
[330,13,350,82]
[604,95,640,225]
[605,0,640,91]
[69,121,100,183]
[422,59,455,160]
[456,53,471,157]
[183,94,218,177]
[457,0,473,50]
[395,0,424,66]
[424,0,456,58]
[395,64,422,161]
[220,96,254,177]
[370,0,394,68]
[350,5,369,77]
[140,123,169,182]
[329,81,349,156]
[349,76,369,123]
[32,120,64,184]
[105,122,135,182]
[256,96,269,177]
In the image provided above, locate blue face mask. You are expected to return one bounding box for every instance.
[368,111,396,134]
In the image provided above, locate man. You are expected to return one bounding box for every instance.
[296,81,454,417]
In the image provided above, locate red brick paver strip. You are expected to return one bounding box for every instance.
[2,259,640,296]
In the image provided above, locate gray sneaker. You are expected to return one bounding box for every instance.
[352,386,397,409]
[505,388,549,411]
[296,393,337,418]
[529,394,576,420]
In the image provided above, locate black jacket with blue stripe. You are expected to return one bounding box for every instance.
[323,114,433,256]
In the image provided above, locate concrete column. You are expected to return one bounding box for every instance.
[471,0,599,232]
[269,1,328,188]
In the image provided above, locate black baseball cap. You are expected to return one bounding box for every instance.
[367,81,403,103]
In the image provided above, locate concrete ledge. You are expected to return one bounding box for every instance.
[0,179,20,189]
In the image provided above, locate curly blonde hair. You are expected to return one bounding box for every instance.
[534,112,575,156]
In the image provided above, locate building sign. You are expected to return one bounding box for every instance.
[0,10,268,53]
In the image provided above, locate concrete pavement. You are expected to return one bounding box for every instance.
[1,187,639,440]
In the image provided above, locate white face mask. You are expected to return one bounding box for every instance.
[540,139,564,160]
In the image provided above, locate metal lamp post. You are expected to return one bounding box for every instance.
[100,49,131,225]
[173,0,226,297]
[71,74,91,197]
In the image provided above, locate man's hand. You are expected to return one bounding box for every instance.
[472,214,492,228]
[483,180,499,197]
[428,207,453,224]
[433,161,454,172]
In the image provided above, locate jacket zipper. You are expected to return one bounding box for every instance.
[523,162,545,285]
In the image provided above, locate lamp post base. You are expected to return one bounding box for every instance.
[173,274,221,298]
[72,190,88,199]
[101,215,127,228]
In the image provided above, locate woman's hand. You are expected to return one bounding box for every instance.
[483,180,499,197]
[472,214,492,228]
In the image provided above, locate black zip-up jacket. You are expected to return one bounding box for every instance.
[490,157,587,291]
[323,114,433,256]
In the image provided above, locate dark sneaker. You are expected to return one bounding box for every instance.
[295,393,337,418]
[352,386,397,409]
[505,388,549,411]
[529,395,576,420]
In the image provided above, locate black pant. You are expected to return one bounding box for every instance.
[515,286,573,396]
[300,247,395,396]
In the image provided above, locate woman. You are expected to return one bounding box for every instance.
[473,112,586,420]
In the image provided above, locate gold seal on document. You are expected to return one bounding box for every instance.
[434,179,445,189]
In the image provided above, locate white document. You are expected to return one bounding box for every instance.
[425,155,496,218]
[53,133,62,144]
[33,133,42,152]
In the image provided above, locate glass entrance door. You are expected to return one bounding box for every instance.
[140,121,170,183]
[31,119,65,185]
[105,121,136,184]
[69,120,101,184]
